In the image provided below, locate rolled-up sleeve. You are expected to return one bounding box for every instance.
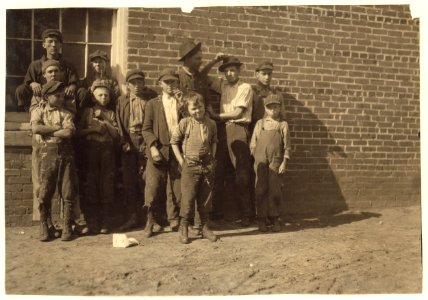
[30,107,43,125]
[62,112,76,134]
[234,83,253,110]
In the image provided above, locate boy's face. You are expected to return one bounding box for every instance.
[265,103,281,118]
[184,50,203,72]
[187,101,205,121]
[43,66,60,82]
[43,36,61,56]
[159,78,179,95]
[46,90,65,108]
[224,66,240,84]
[127,78,145,96]
[91,58,107,74]
[256,70,273,86]
[92,87,110,107]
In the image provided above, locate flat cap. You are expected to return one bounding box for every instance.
[218,56,243,72]
[158,68,179,81]
[256,61,274,71]
[41,29,63,43]
[178,40,202,61]
[126,70,146,82]
[41,80,65,97]
[263,93,281,106]
[42,59,60,73]
[89,50,109,62]
[90,80,111,92]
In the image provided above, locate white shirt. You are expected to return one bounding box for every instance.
[162,93,179,136]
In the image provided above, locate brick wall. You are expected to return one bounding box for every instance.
[127,5,420,215]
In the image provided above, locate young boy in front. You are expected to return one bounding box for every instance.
[76,80,119,234]
[170,91,218,244]
[30,80,78,241]
[250,94,291,232]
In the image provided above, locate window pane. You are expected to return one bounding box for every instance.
[88,9,113,43]
[62,44,85,79]
[34,9,60,40]
[62,8,86,42]
[6,77,24,111]
[6,9,32,39]
[6,39,31,76]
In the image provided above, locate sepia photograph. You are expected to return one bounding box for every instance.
[2,0,424,296]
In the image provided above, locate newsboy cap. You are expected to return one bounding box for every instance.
[89,50,109,62]
[41,29,63,43]
[90,80,111,92]
[178,40,202,62]
[41,81,65,97]
[263,93,281,106]
[218,56,243,72]
[41,59,60,73]
[126,70,146,82]
[158,68,179,81]
[256,61,274,71]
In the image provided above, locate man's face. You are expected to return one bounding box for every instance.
[91,58,107,74]
[127,78,145,96]
[43,66,60,82]
[256,69,273,86]
[47,90,65,107]
[159,78,179,95]
[92,87,110,107]
[184,50,203,72]
[224,66,240,84]
[187,101,205,121]
[42,36,61,56]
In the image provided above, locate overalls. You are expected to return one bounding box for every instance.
[253,120,284,218]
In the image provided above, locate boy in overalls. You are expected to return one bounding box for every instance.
[250,94,291,232]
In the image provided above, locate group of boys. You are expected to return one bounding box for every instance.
[19,29,290,244]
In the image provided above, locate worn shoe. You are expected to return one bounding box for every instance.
[178,223,189,244]
[169,219,179,232]
[202,225,218,242]
[241,217,251,227]
[61,223,73,241]
[40,222,49,242]
[143,211,154,238]
[258,219,268,232]
[117,215,139,232]
[272,218,281,232]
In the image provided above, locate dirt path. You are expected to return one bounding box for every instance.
[4,206,422,295]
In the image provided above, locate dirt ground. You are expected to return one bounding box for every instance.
[3,205,422,296]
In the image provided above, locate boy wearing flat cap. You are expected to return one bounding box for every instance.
[30,80,78,242]
[116,70,157,231]
[250,94,291,232]
[204,56,254,226]
[77,49,120,113]
[76,80,119,234]
[141,68,186,237]
[16,29,78,112]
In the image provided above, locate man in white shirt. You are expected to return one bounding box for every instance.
[207,56,254,226]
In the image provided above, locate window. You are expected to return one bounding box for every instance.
[5,8,116,111]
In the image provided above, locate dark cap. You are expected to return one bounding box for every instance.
[90,80,111,92]
[263,94,281,106]
[41,29,63,43]
[89,50,109,62]
[41,81,65,97]
[158,68,179,81]
[42,59,60,73]
[178,40,202,61]
[126,70,146,82]
[219,56,243,72]
[256,61,274,71]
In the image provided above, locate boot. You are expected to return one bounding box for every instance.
[272,217,281,232]
[39,204,49,242]
[178,219,189,244]
[61,203,73,241]
[99,204,111,234]
[202,224,218,242]
[258,218,268,232]
[143,209,154,238]
[117,212,138,232]
[46,208,60,238]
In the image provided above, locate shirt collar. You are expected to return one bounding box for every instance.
[257,82,271,91]
[224,78,242,87]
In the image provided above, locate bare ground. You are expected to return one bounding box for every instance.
[4,205,422,295]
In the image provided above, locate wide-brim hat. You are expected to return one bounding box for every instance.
[178,40,202,62]
[219,56,243,72]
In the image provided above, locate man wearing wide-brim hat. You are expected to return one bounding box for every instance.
[203,55,254,227]
[177,39,226,107]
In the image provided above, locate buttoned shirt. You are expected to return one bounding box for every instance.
[162,93,179,136]
[129,95,146,134]
[30,103,75,144]
[210,78,253,124]
[170,116,218,157]
[250,117,291,159]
